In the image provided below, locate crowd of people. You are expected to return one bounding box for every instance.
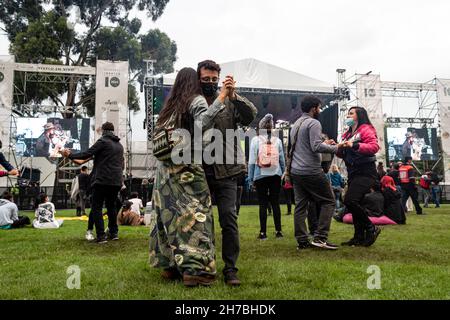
[0,59,444,289]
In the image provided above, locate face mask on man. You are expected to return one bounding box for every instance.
[201,82,219,97]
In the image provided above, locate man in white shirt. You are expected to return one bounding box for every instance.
[128,192,143,216]
[0,192,30,229]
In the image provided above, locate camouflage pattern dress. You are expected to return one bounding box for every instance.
[149,95,224,277]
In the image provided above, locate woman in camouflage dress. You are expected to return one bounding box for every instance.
[149,68,228,287]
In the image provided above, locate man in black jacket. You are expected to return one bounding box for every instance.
[62,122,124,243]
[198,60,257,286]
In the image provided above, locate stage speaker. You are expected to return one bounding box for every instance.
[20,167,41,182]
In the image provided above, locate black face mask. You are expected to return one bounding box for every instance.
[201,82,218,97]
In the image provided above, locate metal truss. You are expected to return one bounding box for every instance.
[12,104,87,117]
[25,72,94,84]
[336,71,439,124]
[380,81,437,92]
[381,90,421,98]
[237,87,336,96]
[11,71,94,117]
[143,60,157,178]
[386,117,435,127]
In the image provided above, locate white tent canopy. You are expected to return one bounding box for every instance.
[163,58,334,93]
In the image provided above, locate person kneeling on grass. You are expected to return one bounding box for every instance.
[0,192,30,229]
[33,193,64,229]
[117,201,144,226]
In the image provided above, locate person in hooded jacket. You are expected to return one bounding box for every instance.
[381,175,406,224]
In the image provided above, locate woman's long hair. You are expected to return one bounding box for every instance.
[157,67,202,127]
[344,106,374,137]
[349,107,373,128]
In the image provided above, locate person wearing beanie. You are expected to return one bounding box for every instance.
[61,122,124,243]
[248,113,286,240]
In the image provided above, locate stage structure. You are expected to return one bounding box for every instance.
[335,69,450,191]
[0,56,130,208]
[142,59,160,178]
[160,58,340,158]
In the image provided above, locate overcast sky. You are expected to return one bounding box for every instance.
[133,0,450,84]
[1,0,449,141]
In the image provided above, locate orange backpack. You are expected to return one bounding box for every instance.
[257,137,279,168]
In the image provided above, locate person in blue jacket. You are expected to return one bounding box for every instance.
[248,114,286,240]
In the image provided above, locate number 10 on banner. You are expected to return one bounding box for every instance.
[105,77,121,88]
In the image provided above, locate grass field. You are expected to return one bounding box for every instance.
[1,205,449,300]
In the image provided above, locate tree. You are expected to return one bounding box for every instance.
[0,0,175,115]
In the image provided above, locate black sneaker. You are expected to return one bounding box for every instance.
[258,233,268,240]
[333,213,343,223]
[297,242,313,250]
[224,271,241,286]
[108,233,119,241]
[96,235,108,244]
[106,229,119,241]
[311,238,339,250]
[341,238,364,247]
[364,226,381,247]
[275,231,284,238]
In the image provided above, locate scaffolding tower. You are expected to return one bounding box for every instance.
[143,60,157,178]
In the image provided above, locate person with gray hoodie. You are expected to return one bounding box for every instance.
[289,96,343,250]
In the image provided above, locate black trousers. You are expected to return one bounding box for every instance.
[343,175,376,240]
[255,175,282,234]
[91,184,121,238]
[236,186,244,215]
[11,216,30,228]
[87,208,94,231]
[207,175,240,274]
[401,184,423,214]
[307,201,321,235]
[292,173,335,243]
[235,174,245,215]
[284,188,295,214]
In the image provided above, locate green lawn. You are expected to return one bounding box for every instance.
[1,205,449,300]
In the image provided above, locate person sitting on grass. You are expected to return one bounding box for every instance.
[33,193,64,229]
[117,200,144,226]
[361,182,384,218]
[0,192,30,229]
[381,176,406,225]
[334,183,383,222]
[128,192,144,217]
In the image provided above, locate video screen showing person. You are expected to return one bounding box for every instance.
[387,127,438,161]
[15,118,91,158]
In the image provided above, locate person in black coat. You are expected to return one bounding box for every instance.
[361,182,384,218]
[381,176,406,225]
[62,122,124,243]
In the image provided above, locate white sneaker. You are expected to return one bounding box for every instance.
[85,230,95,241]
[311,239,339,250]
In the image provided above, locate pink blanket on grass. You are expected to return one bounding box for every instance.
[343,214,397,225]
